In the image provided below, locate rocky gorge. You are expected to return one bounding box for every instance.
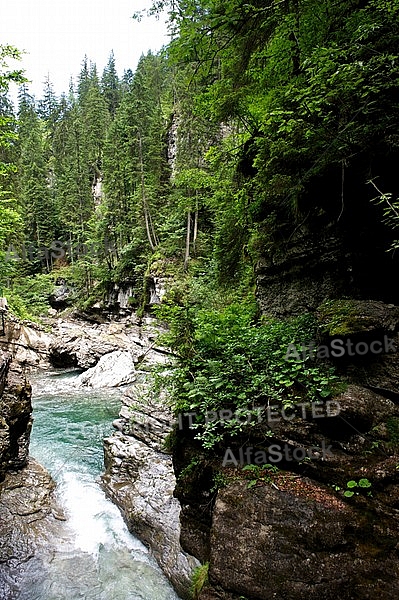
[0,307,199,599]
[2,288,399,599]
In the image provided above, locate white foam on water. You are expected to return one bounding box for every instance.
[58,470,148,558]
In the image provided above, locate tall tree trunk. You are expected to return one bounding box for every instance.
[289,0,301,75]
[184,210,191,271]
[193,192,199,254]
[137,130,157,252]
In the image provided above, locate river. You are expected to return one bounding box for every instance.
[20,369,180,600]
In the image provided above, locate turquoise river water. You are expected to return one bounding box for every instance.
[20,370,180,600]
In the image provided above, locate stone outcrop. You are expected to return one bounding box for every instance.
[170,298,399,600]
[102,377,199,600]
[49,314,171,370]
[204,479,399,600]
[0,459,67,599]
[256,221,399,318]
[0,351,32,481]
[1,316,52,368]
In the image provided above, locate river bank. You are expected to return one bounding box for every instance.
[2,299,399,599]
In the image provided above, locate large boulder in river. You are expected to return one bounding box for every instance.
[76,350,136,388]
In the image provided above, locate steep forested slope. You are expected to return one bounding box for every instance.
[2,3,399,597]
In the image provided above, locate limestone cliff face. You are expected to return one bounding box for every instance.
[0,350,32,482]
[256,218,399,318]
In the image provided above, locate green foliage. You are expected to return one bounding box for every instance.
[190,562,209,600]
[5,273,54,319]
[343,478,372,498]
[178,457,201,482]
[0,46,25,287]
[370,180,399,252]
[242,464,279,489]
[157,293,340,450]
[210,471,229,494]
[385,417,399,451]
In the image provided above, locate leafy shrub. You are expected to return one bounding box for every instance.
[156,298,341,450]
[5,273,54,319]
[242,464,279,489]
[344,478,372,498]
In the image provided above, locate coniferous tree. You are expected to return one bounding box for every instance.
[0,45,25,286]
[101,51,120,118]
[17,87,59,270]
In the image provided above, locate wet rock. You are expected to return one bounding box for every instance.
[102,374,199,600]
[0,352,32,482]
[255,217,399,318]
[119,381,174,449]
[103,432,199,600]
[329,384,398,434]
[49,321,120,368]
[49,281,74,309]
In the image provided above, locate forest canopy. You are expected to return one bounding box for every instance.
[0,0,398,311]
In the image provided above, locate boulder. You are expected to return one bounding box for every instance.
[1,317,52,368]
[76,350,136,388]
[0,459,68,599]
[202,479,399,600]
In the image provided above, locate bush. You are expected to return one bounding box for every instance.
[156,298,341,450]
[191,563,209,599]
[5,273,54,319]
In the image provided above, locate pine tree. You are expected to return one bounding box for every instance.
[17,87,59,270]
[101,51,120,117]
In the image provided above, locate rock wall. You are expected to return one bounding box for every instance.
[1,316,52,368]
[256,220,399,318]
[0,459,66,599]
[0,350,32,481]
[170,300,399,600]
[0,350,66,598]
